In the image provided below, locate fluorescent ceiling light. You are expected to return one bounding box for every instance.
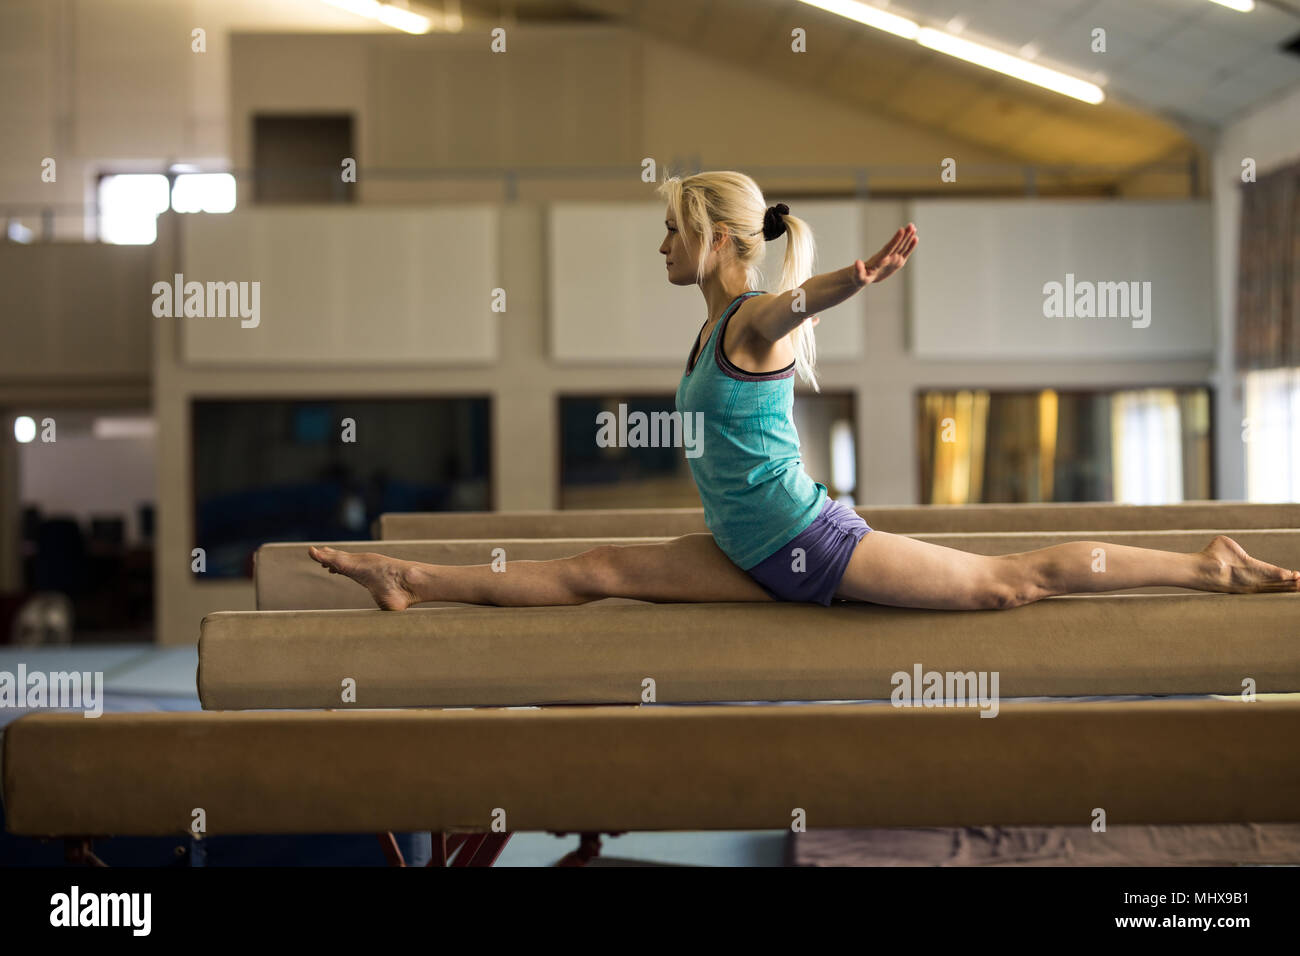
[917,28,1105,104]
[1207,0,1254,12]
[376,3,432,33]
[796,1,1104,104]
[322,0,382,18]
[93,417,157,440]
[14,416,36,443]
[796,0,919,39]
[320,0,431,34]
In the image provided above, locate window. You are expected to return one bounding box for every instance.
[1243,368,1300,502]
[917,387,1211,504]
[252,114,355,204]
[97,172,237,244]
[192,398,491,578]
[558,392,856,509]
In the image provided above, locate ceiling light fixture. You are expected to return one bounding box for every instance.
[917,28,1105,104]
[797,0,1105,104]
[1206,0,1254,12]
[320,0,431,35]
[93,417,158,440]
[796,0,919,39]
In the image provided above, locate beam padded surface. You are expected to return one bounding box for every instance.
[377,502,1300,539]
[258,530,1300,610]
[5,699,1299,836]
[200,593,1300,708]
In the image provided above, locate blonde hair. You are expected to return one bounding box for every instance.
[657,170,820,391]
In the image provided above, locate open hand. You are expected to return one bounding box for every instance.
[853,223,918,287]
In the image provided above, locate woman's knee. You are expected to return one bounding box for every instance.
[978,579,1021,610]
[979,555,1044,609]
[569,544,624,600]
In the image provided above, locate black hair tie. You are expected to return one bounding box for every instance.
[762,202,789,241]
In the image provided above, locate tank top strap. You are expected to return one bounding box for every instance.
[712,290,766,367]
[722,290,764,325]
[713,290,763,349]
[685,291,764,375]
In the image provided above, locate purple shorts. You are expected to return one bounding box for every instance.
[745,498,872,606]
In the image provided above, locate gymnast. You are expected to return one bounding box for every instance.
[310,170,1300,611]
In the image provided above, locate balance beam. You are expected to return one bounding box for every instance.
[197,594,1300,709]
[257,529,1300,610]
[376,502,1300,540]
[6,698,1299,837]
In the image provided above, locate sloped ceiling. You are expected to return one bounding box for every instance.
[453,0,1300,185]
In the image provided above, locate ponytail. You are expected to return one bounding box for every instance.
[767,210,818,391]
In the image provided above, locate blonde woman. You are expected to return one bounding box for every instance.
[310,170,1298,609]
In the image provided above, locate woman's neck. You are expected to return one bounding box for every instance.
[701,271,753,324]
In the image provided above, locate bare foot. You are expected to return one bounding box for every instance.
[307,546,418,610]
[1201,535,1300,594]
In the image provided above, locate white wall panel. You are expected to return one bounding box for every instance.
[0,243,152,379]
[908,200,1215,360]
[180,207,498,365]
[548,202,682,363]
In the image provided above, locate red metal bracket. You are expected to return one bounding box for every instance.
[65,837,107,867]
[379,831,513,867]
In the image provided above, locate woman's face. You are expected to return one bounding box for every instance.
[660,206,700,287]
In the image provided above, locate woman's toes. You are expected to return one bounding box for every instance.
[305,548,413,610]
[1197,536,1300,593]
[308,545,343,573]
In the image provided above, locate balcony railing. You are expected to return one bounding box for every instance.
[2,159,1202,243]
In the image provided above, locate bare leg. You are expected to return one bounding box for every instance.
[835,531,1300,610]
[307,534,774,610]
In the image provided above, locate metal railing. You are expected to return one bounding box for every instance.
[2,159,1202,243]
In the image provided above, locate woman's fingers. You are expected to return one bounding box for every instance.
[887,227,907,256]
[859,227,917,285]
[887,224,915,257]
[856,229,919,285]
[881,226,906,254]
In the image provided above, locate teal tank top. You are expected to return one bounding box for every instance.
[674,291,828,569]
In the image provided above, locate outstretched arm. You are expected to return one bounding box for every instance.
[747,223,919,342]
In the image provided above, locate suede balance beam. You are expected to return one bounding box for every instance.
[198,593,1300,709]
[257,530,1300,610]
[376,502,1300,540]
[6,698,1299,836]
